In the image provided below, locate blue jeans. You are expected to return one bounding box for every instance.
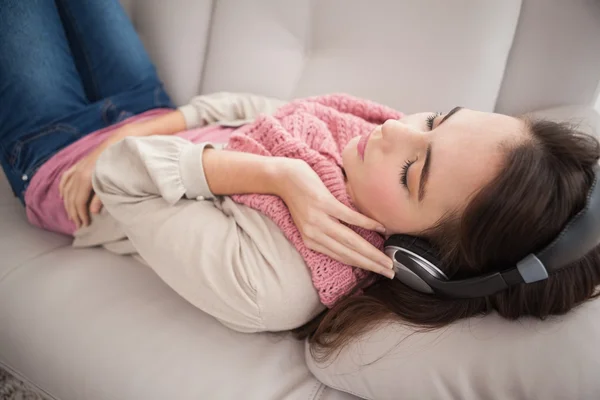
[0,0,174,203]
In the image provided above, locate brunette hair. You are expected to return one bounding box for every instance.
[295,119,600,361]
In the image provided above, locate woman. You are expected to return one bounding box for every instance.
[2,1,600,339]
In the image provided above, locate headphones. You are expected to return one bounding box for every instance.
[384,166,600,298]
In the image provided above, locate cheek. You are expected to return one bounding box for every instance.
[356,166,422,232]
[357,168,403,217]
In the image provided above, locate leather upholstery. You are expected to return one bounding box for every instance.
[0,173,352,400]
[199,0,521,113]
[495,0,600,115]
[1,0,599,399]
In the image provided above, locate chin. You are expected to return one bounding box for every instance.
[341,137,359,166]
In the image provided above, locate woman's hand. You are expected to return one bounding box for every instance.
[275,159,395,278]
[59,150,103,229]
[59,128,126,228]
[58,112,188,229]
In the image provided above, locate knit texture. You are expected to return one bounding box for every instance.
[226,94,403,307]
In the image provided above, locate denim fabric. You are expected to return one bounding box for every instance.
[0,0,174,203]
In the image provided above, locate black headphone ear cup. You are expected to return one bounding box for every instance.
[384,234,442,268]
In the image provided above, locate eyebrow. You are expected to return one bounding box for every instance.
[418,144,432,202]
[417,106,463,202]
[439,106,463,125]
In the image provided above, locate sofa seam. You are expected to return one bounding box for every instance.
[0,361,60,400]
[195,0,217,95]
[316,380,372,400]
[0,245,70,284]
[492,0,525,113]
[307,381,322,400]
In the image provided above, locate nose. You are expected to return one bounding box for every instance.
[381,119,403,136]
[381,119,423,141]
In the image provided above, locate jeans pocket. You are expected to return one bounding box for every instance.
[9,123,81,179]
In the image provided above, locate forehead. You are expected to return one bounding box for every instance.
[427,109,526,210]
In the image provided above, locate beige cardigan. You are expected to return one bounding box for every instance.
[74,93,324,332]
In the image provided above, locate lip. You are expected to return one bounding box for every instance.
[357,130,373,161]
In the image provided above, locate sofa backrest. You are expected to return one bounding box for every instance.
[121,0,600,115]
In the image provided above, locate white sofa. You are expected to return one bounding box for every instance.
[2,1,600,399]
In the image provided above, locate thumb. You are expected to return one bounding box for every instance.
[89,194,103,214]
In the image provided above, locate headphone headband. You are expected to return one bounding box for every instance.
[385,166,600,298]
[536,166,600,272]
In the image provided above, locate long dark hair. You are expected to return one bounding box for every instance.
[295,119,600,362]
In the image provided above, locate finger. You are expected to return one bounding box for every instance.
[67,196,81,229]
[308,224,394,274]
[64,184,81,229]
[59,167,72,194]
[62,195,71,222]
[307,235,395,279]
[59,167,75,198]
[89,194,103,214]
[321,217,393,269]
[62,179,75,221]
[75,190,90,227]
[66,195,81,229]
[327,201,386,233]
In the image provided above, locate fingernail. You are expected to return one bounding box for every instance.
[381,259,394,270]
[375,226,386,234]
[384,270,395,279]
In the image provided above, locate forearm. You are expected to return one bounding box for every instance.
[122,109,186,137]
[94,135,290,215]
[179,92,285,128]
[202,148,289,197]
[104,109,291,198]
[96,110,187,155]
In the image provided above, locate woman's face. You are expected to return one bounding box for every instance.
[342,107,527,234]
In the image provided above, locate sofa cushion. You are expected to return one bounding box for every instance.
[119,0,214,107]
[200,0,522,114]
[494,0,600,115]
[0,169,356,400]
[0,173,70,281]
[306,301,600,400]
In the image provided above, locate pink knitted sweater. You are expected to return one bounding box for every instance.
[226,94,403,307]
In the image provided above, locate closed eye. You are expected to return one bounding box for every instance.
[400,158,416,189]
[426,112,441,130]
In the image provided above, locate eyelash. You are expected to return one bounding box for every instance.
[400,159,416,189]
[400,112,441,189]
[426,112,442,130]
